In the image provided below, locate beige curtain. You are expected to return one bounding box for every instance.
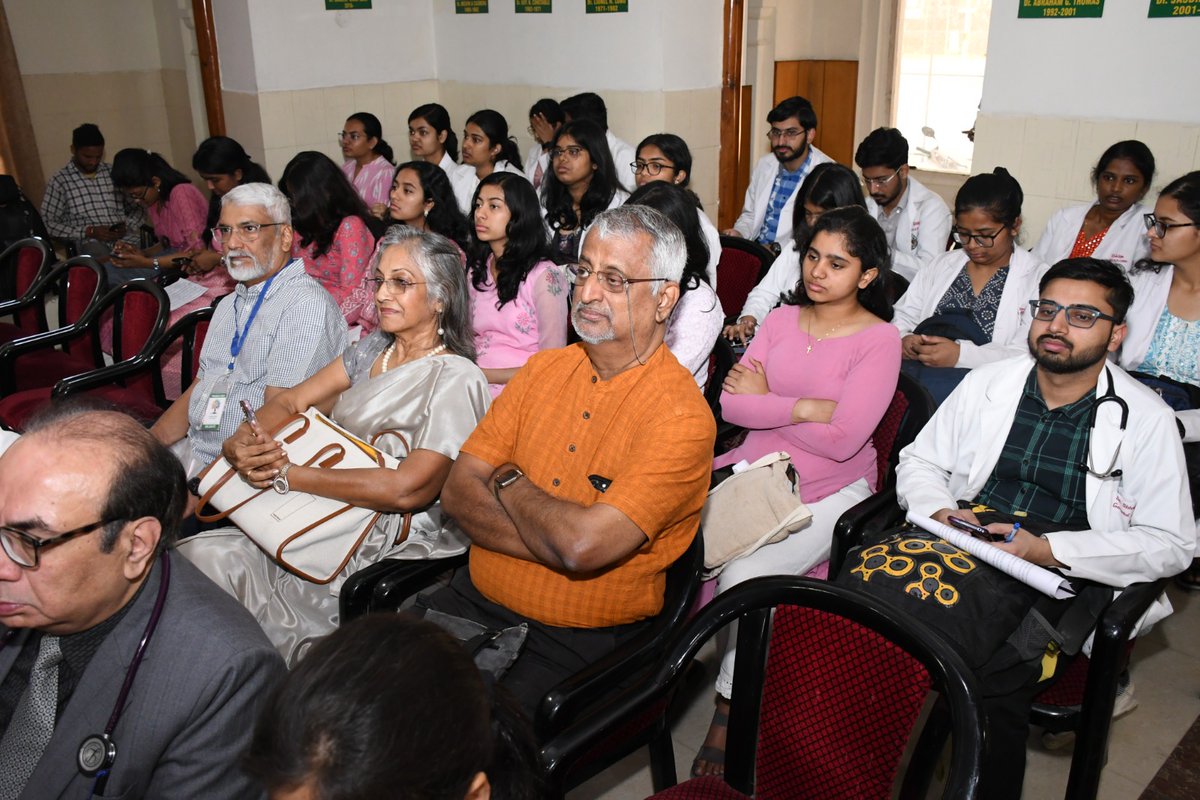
[0,2,43,202]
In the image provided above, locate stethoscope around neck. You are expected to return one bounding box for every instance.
[1078,368,1130,480]
[0,550,170,798]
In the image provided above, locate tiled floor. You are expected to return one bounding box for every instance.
[568,582,1200,799]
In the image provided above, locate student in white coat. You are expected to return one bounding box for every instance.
[893,168,1049,404]
[723,96,832,251]
[723,163,867,343]
[1033,140,1155,271]
[897,258,1195,800]
[561,92,637,194]
[632,133,720,287]
[407,103,478,217]
[854,127,952,282]
[1119,172,1200,588]
[523,98,564,192]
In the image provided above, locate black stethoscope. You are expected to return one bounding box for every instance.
[1,550,170,798]
[1078,369,1130,479]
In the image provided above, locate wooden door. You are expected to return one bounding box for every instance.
[773,60,858,166]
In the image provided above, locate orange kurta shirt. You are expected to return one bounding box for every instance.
[463,343,715,628]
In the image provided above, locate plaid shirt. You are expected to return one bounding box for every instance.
[975,368,1093,528]
[39,160,143,243]
[755,150,813,245]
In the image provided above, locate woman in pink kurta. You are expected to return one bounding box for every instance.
[281,151,379,335]
[467,172,566,397]
[340,112,395,219]
[694,207,902,778]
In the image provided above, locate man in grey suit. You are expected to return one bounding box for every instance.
[0,406,284,799]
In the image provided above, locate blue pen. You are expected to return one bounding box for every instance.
[1005,522,1021,544]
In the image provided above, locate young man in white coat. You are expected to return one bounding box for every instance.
[895,257,1195,800]
[723,95,832,251]
[855,127,951,282]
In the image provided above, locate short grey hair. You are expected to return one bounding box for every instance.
[370,225,476,361]
[584,205,685,293]
[221,182,292,226]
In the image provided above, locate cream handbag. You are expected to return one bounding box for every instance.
[195,408,411,584]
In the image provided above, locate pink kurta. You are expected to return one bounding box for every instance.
[146,182,208,252]
[341,156,394,210]
[470,257,567,397]
[292,215,378,333]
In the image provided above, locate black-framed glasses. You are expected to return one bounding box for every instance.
[124,186,149,202]
[631,160,674,176]
[365,276,426,295]
[1029,300,1118,329]
[551,145,586,160]
[862,168,901,188]
[767,127,806,140]
[951,228,1000,248]
[211,222,284,245]
[0,518,121,569]
[1144,213,1200,239]
[564,263,667,294]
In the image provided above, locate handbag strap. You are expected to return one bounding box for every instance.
[195,442,346,523]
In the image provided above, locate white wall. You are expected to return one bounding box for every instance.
[982,3,1200,124]
[431,0,721,91]
[4,0,162,73]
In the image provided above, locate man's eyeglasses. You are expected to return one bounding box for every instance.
[211,222,284,245]
[631,161,675,176]
[1143,213,1200,239]
[1028,300,1118,329]
[951,228,1001,248]
[0,518,121,569]
[767,127,806,141]
[551,146,586,161]
[365,277,426,295]
[862,168,901,189]
[338,131,366,142]
[564,263,667,294]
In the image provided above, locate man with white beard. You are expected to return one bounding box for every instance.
[151,183,346,491]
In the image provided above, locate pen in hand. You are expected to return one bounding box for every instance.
[1005,522,1021,544]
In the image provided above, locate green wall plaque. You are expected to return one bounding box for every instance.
[516,0,552,12]
[1148,0,1200,17]
[1018,0,1104,18]
[585,0,628,13]
[455,0,489,13]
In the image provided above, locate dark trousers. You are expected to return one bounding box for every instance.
[418,569,650,718]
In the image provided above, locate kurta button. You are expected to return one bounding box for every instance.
[582,411,590,419]
[552,478,561,486]
[591,376,597,383]
[568,444,576,452]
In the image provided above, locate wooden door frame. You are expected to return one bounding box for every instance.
[717,0,744,231]
[191,0,225,137]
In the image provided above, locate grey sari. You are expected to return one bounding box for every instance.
[177,332,491,665]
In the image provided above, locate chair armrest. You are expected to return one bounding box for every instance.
[829,486,902,577]
[370,552,469,611]
[50,351,161,399]
[339,557,412,622]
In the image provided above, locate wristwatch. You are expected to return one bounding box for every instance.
[272,462,292,495]
[493,467,524,499]
[152,257,161,271]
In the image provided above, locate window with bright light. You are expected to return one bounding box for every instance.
[894,0,992,174]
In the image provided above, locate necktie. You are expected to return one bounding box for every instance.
[0,635,63,799]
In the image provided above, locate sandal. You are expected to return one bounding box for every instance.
[1175,560,1200,592]
[690,701,730,778]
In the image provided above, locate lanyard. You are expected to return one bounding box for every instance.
[227,271,279,370]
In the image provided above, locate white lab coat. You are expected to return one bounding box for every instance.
[891,246,1050,369]
[738,240,801,324]
[607,131,637,193]
[1119,264,1200,441]
[524,143,550,190]
[697,207,720,288]
[1032,202,1150,271]
[732,147,834,245]
[897,355,1195,643]
[438,151,480,216]
[865,176,952,282]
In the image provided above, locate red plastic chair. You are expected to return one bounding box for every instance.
[0,237,56,344]
[540,576,984,799]
[715,237,774,324]
[0,277,167,414]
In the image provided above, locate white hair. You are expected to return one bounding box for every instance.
[221,182,291,226]
[585,205,685,293]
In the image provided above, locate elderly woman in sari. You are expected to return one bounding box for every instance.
[178,226,491,665]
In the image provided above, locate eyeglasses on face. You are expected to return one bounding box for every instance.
[1144,213,1200,239]
[124,186,150,201]
[1028,300,1118,329]
[338,131,366,142]
[631,161,674,176]
[0,518,121,569]
[767,127,806,140]
[951,228,1001,248]
[862,168,901,188]
[211,222,284,245]
[365,276,426,295]
[564,262,667,294]
[551,146,586,161]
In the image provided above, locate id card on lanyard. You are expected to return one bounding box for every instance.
[199,272,278,431]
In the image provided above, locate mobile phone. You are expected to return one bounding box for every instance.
[239,400,260,431]
[108,223,123,232]
[948,515,1005,542]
